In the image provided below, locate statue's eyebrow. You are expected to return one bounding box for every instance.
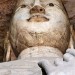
[15,4,31,13]
[21,4,27,8]
[45,3,64,11]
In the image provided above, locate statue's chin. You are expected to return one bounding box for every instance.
[18,46,63,59]
[27,15,49,22]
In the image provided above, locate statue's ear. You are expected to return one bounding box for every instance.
[71,24,75,49]
[69,25,75,49]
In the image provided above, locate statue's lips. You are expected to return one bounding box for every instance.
[27,15,49,22]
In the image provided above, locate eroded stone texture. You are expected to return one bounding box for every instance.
[18,46,63,59]
[62,0,75,48]
[62,0,75,24]
[38,49,75,75]
[0,57,60,75]
[0,49,75,75]
[0,0,17,61]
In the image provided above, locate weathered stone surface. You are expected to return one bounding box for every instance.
[0,57,59,75]
[0,49,75,75]
[62,0,75,24]
[62,0,75,48]
[18,46,63,59]
[0,0,17,61]
[38,49,75,75]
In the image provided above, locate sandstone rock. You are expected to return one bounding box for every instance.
[62,0,75,24]
[0,0,17,61]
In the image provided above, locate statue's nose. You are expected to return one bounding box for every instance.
[30,6,45,14]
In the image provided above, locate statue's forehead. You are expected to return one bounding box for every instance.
[40,0,60,4]
[17,0,60,6]
[23,0,34,4]
[19,0,60,3]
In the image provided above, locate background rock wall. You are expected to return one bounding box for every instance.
[0,0,17,61]
[62,0,75,24]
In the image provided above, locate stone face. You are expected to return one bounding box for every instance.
[9,0,70,57]
[0,1,75,75]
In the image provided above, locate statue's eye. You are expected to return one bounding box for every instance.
[49,3,54,6]
[21,4,27,8]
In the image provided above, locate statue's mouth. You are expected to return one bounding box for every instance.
[27,15,49,22]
